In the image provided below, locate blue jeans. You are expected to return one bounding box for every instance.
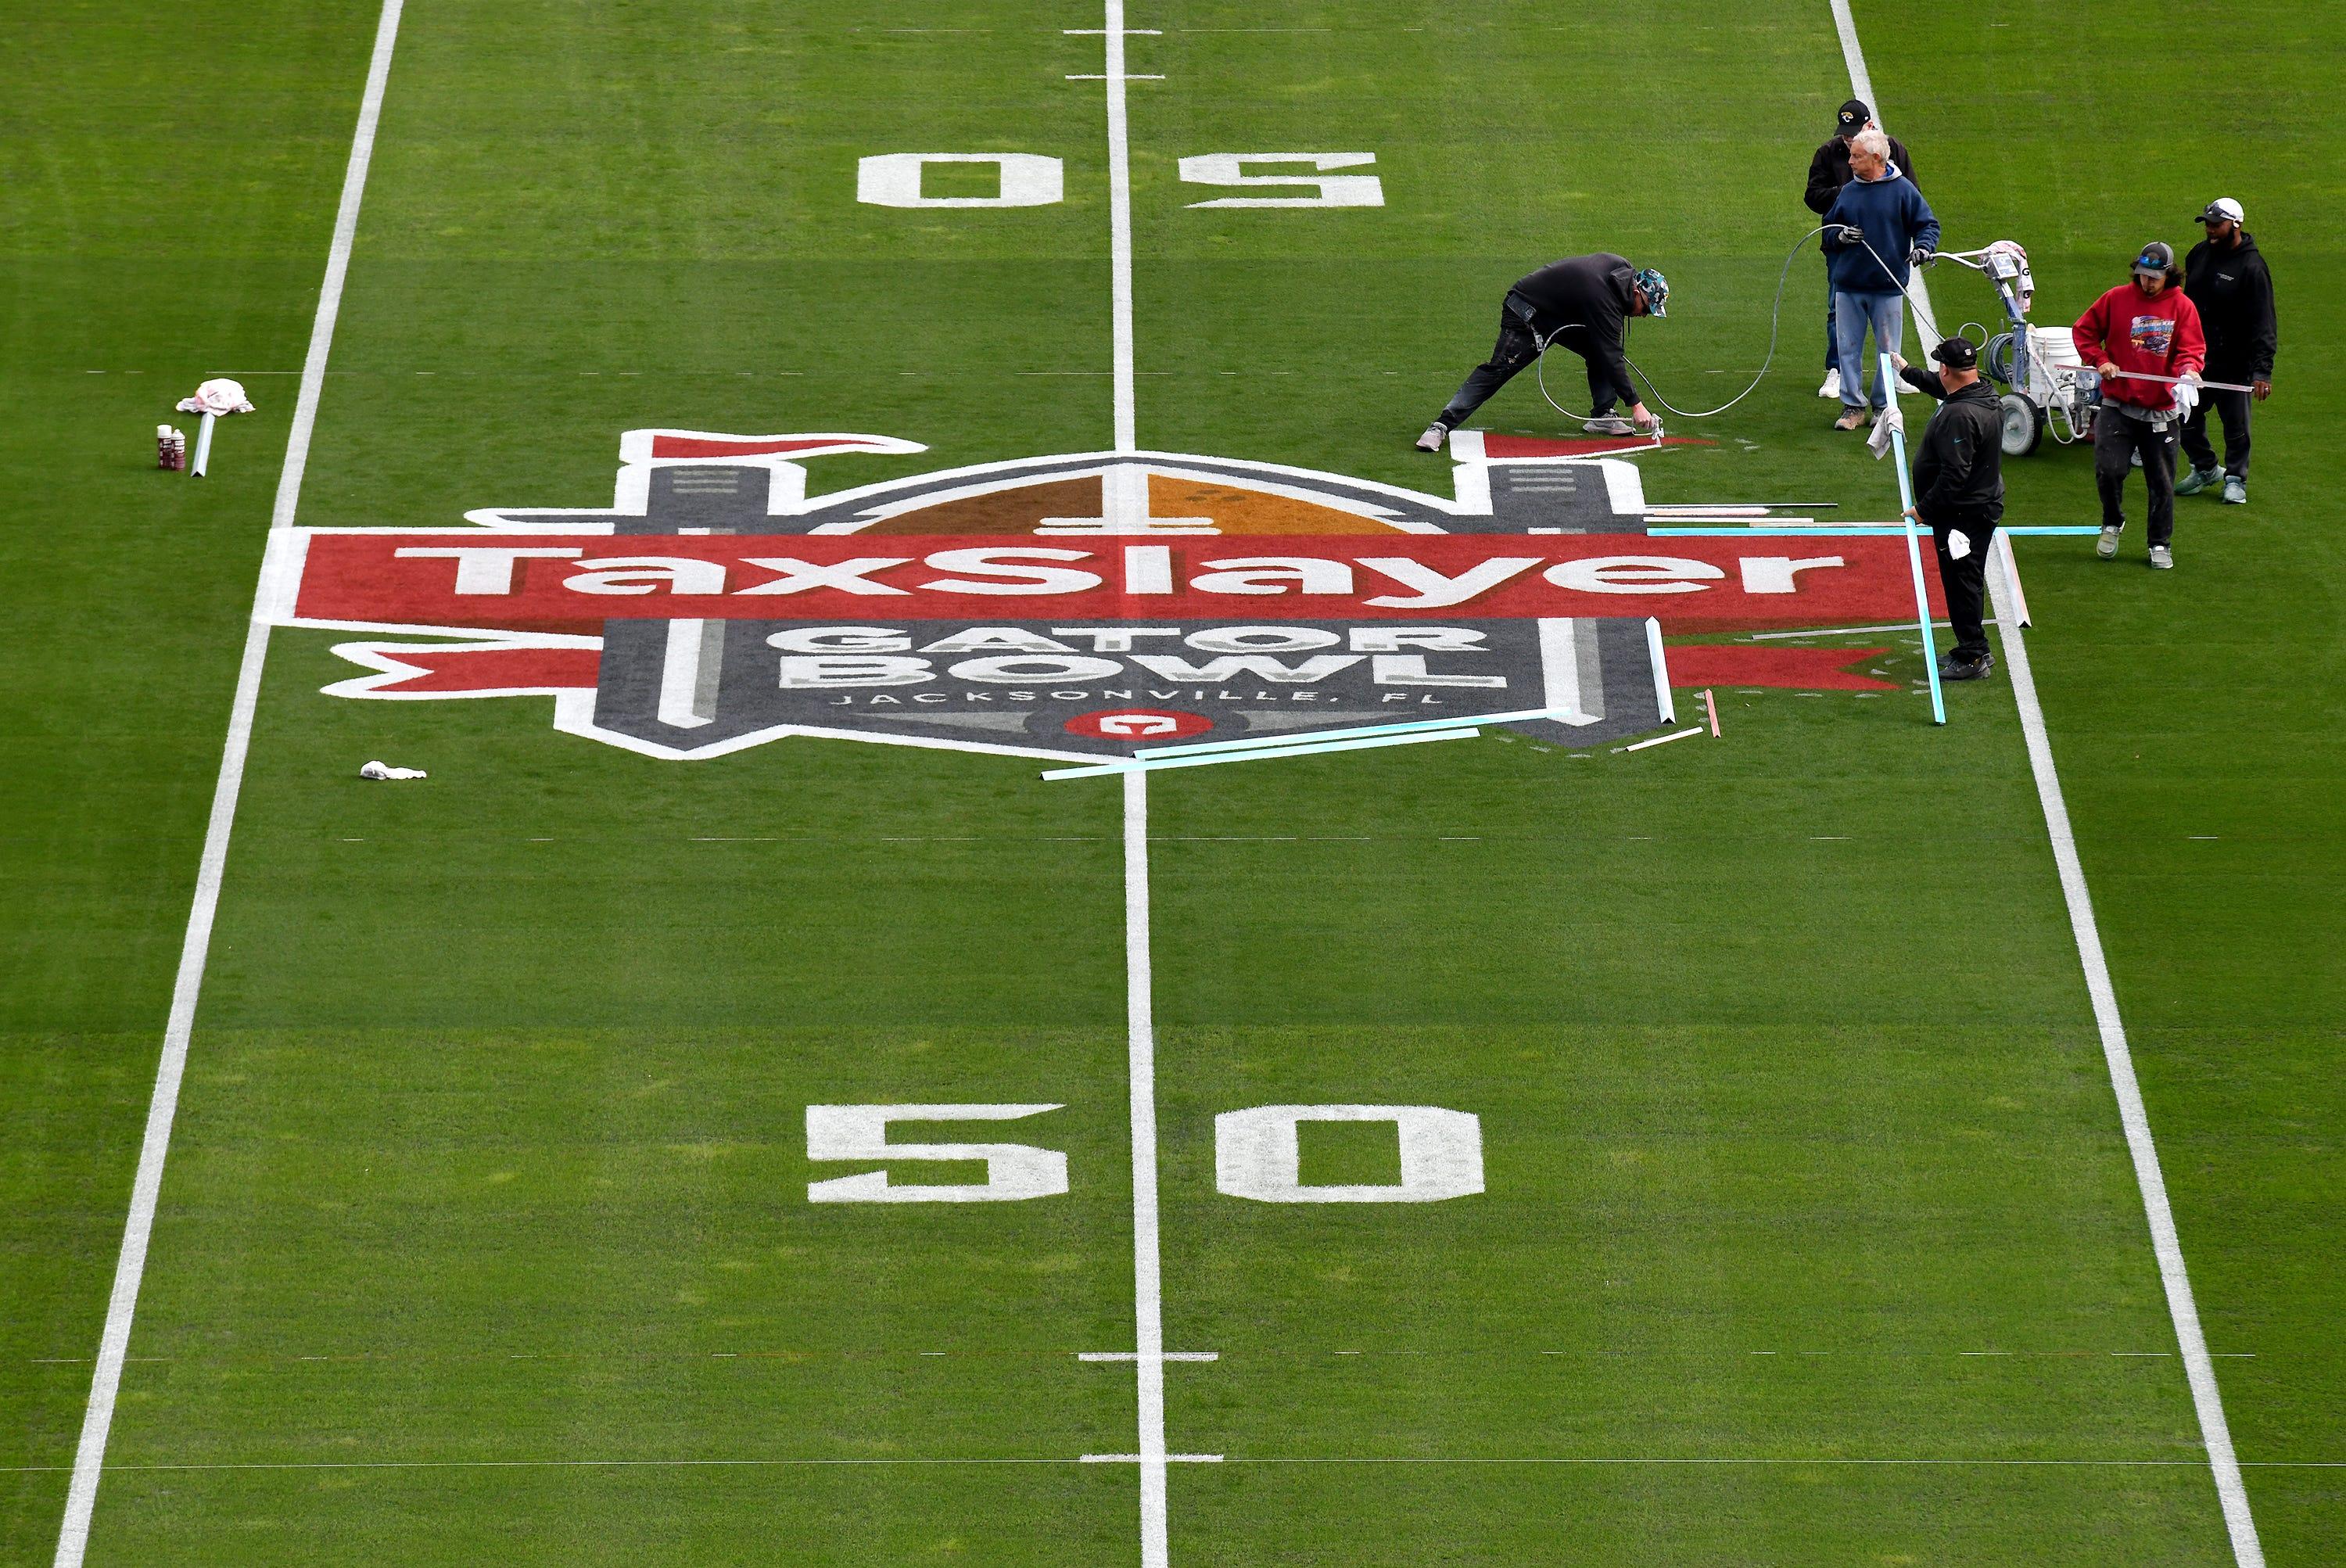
[1832,289,1904,409]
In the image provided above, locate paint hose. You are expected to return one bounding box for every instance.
[1532,226,1831,424]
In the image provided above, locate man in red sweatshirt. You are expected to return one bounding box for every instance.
[2072,242,2207,569]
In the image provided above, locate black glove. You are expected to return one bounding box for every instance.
[1908,246,1933,267]
[1834,224,1864,245]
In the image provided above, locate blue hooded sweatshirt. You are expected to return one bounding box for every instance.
[1822,163,1940,295]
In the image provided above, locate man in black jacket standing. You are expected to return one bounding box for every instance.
[1417,253,1668,450]
[1895,338,2003,680]
[2178,197,2276,505]
[1805,101,1914,401]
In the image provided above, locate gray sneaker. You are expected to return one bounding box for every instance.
[2174,465,2221,496]
[2222,476,2247,504]
[1938,650,1994,682]
[2095,525,2122,560]
[1415,423,1447,453]
[1582,415,1634,436]
[2147,544,2174,570]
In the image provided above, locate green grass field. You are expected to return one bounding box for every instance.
[4,1,2341,1564]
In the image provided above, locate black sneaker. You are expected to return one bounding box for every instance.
[1938,651,1994,682]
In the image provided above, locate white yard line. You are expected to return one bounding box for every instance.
[1825,0,1878,134]
[1092,13,1172,1566]
[269,4,404,536]
[1987,554,2265,1566]
[1103,0,1139,452]
[50,3,406,1564]
[1838,6,2259,1559]
[1121,769,1172,1568]
[23,1452,2330,1475]
[1824,0,1938,353]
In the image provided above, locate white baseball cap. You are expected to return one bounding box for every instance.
[2196,196,2244,224]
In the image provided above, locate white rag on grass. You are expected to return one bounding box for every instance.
[359,760,428,780]
[177,378,256,416]
[1867,402,1904,461]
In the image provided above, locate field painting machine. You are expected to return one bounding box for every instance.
[1933,240,2097,456]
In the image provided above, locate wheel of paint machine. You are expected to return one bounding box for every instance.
[1999,393,2043,457]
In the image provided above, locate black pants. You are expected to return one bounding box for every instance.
[1437,294,1624,429]
[2094,411,2179,546]
[1824,271,1839,371]
[2179,386,2252,479]
[1928,510,2000,661]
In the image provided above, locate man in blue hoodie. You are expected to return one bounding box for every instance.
[1820,127,1939,430]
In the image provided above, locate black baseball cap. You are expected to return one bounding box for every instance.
[1931,337,1978,369]
[1838,99,1871,133]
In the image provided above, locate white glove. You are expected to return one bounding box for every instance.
[2172,374,2200,418]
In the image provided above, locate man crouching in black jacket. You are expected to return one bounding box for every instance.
[1896,337,2004,680]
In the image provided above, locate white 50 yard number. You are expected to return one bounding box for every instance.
[805,1103,1482,1204]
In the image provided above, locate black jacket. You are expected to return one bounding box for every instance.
[1507,253,1638,396]
[1899,368,2004,521]
[2183,232,2277,379]
[1805,133,1915,215]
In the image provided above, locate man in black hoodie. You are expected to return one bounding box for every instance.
[2178,197,2276,504]
[1416,254,1668,450]
[1805,100,1915,400]
[1895,337,2003,680]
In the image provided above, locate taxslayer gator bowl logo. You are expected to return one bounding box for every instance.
[267,429,1935,761]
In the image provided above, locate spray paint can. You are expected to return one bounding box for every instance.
[158,425,187,471]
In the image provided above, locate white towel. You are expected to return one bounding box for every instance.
[1867,402,1904,461]
[359,760,428,780]
[177,378,256,416]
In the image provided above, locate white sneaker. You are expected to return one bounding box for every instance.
[2147,544,2174,570]
[1415,423,1446,453]
[2095,526,2122,560]
[1818,368,1842,399]
[1582,415,1634,436]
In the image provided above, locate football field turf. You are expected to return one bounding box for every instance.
[5,2,2342,1565]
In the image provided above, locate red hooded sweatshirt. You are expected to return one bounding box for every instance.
[2072,282,2206,411]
